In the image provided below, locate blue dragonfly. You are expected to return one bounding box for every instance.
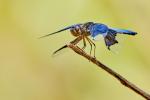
[40,22,137,57]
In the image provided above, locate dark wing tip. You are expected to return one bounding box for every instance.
[126,32,138,35]
[133,32,138,35]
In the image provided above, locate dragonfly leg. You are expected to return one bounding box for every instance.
[85,36,96,58]
[82,35,86,50]
[85,37,93,56]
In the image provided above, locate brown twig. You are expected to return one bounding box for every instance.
[67,37,150,100]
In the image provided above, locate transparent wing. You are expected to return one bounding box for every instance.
[39,24,82,38]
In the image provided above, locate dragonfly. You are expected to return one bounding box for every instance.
[40,22,137,57]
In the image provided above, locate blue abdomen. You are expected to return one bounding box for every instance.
[109,28,137,35]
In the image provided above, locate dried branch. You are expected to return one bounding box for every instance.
[67,37,150,100]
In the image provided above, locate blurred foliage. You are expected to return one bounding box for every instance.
[0,0,150,100]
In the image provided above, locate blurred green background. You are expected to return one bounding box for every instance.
[0,0,150,100]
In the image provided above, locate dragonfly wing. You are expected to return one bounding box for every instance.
[104,29,118,50]
[39,24,82,38]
